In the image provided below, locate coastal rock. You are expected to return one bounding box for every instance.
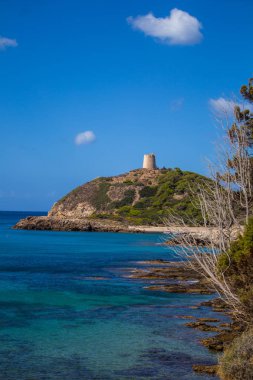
[192,364,218,375]
[146,284,213,294]
[197,318,220,322]
[199,298,229,313]
[13,216,128,232]
[124,260,215,295]
[201,330,240,352]
[165,235,208,247]
[185,321,220,332]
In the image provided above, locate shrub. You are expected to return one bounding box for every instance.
[218,328,253,380]
[128,209,141,216]
[91,183,110,210]
[218,217,253,316]
[134,198,153,209]
[111,189,135,208]
[139,186,158,198]
[117,206,132,216]
[123,180,134,185]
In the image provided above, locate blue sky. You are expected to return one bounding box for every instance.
[0,0,252,211]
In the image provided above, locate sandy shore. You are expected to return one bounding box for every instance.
[128,225,214,234]
[129,225,242,243]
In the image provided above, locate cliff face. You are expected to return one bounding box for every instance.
[14,168,206,231]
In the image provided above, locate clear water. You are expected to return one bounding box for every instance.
[0,212,222,380]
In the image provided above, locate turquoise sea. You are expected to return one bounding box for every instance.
[0,211,223,380]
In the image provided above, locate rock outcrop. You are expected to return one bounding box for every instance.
[13,216,128,232]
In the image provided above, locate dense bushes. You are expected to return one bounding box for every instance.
[218,219,253,378]
[218,328,253,380]
[91,182,111,210]
[218,218,253,316]
[111,189,135,208]
[139,186,158,198]
[113,169,206,225]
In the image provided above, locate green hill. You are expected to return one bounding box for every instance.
[49,168,206,226]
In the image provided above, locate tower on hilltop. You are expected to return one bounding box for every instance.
[143,153,157,170]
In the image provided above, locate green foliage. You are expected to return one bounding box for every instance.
[240,78,253,103]
[108,169,205,225]
[116,205,131,214]
[219,218,253,315]
[219,328,253,380]
[227,79,253,196]
[128,209,141,216]
[111,189,135,208]
[89,213,112,220]
[139,186,158,198]
[91,182,111,210]
[134,198,153,209]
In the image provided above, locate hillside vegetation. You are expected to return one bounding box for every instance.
[49,168,206,225]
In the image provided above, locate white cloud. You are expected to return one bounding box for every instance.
[127,8,203,45]
[209,97,238,115]
[0,36,18,50]
[75,131,96,145]
[209,97,253,117]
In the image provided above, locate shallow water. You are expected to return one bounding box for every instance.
[0,212,223,379]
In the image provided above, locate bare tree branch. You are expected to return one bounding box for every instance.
[164,103,253,322]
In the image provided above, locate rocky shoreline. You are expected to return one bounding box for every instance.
[12,216,131,233]
[124,259,214,294]
[12,215,224,241]
[125,259,242,377]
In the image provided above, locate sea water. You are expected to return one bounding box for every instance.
[0,212,222,380]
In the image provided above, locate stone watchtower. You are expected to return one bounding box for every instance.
[143,153,157,170]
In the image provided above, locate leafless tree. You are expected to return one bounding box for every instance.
[165,101,253,320]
